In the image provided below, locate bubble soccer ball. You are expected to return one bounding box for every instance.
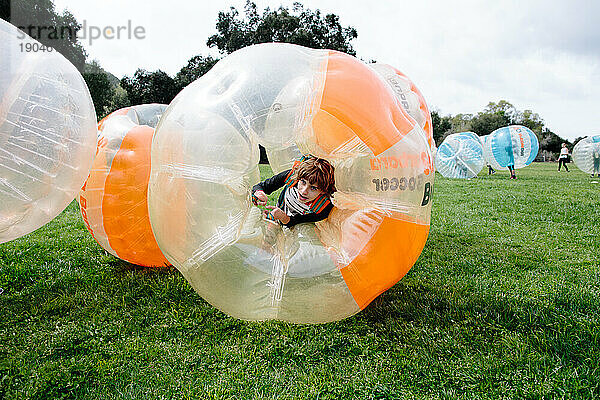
[572,135,600,175]
[370,63,435,152]
[0,20,97,243]
[436,132,484,179]
[79,104,169,267]
[265,63,437,175]
[483,125,539,170]
[479,134,490,149]
[148,43,434,323]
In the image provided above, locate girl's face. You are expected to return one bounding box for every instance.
[297,178,323,203]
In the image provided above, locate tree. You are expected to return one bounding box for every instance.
[2,0,87,70]
[538,129,567,155]
[469,101,513,136]
[432,100,574,158]
[109,86,130,114]
[82,61,115,118]
[513,109,544,135]
[207,1,358,55]
[0,0,8,21]
[82,61,131,119]
[430,109,452,146]
[121,69,180,106]
[447,113,473,137]
[175,54,219,89]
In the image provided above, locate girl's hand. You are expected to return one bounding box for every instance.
[265,206,290,224]
[253,190,268,206]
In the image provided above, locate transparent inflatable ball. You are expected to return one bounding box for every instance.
[436,132,484,179]
[483,125,539,170]
[79,104,169,267]
[148,43,435,323]
[573,135,600,175]
[0,20,97,243]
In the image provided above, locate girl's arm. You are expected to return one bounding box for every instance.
[252,169,291,195]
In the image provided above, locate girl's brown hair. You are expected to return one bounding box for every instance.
[294,157,336,196]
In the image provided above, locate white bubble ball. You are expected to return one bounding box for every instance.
[573,135,600,175]
[436,132,484,179]
[0,20,97,243]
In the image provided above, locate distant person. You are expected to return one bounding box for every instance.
[593,144,600,178]
[507,164,516,179]
[487,164,495,175]
[558,143,569,172]
[505,141,516,179]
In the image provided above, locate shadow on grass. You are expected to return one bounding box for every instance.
[109,258,179,276]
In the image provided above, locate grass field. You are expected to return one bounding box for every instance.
[1,162,599,399]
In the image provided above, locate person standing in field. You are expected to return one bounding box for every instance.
[558,143,569,172]
[592,143,600,178]
[505,141,516,179]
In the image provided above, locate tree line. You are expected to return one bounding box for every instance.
[431,100,573,158]
[1,0,575,157]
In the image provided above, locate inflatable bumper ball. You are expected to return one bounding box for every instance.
[79,104,169,267]
[148,43,434,323]
[436,132,484,178]
[370,63,435,153]
[573,135,600,176]
[483,125,539,170]
[0,19,97,243]
[479,134,490,149]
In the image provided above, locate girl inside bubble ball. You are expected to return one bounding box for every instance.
[251,156,336,227]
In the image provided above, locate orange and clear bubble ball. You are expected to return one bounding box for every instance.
[79,104,169,267]
[370,63,435,153]
[149,44,434,322]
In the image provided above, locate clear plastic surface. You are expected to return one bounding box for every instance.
[436,132,484,178]
[0,20,97,243]
[148,43,434,323]
[572,135,600,175]
[370,63,435,153]
[483,125,539,170]
[79,104,169,267]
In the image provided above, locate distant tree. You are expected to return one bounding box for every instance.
[207,1,358,55]
[175,54,219,89]
[469,101,513,136]
[83,62,114,118]
[432,100,574,157]
[0,0,8,21]
[83,61,131,119]
[513,109,544,135]
[109,85,130,113]
[572,136,586,147]
[2,0,87,70]
[430,109,452,146]
[539,129,567,154]
[482,100,518,121]
[447,113,473,137]
[121,69,180,106]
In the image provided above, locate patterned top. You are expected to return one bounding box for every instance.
[251,167,333,227]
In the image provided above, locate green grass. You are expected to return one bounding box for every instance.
[1,162,599,399]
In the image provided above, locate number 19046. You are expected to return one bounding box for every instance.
[19,43,54,53]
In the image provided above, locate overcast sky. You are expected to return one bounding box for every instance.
[52,0,600,140]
